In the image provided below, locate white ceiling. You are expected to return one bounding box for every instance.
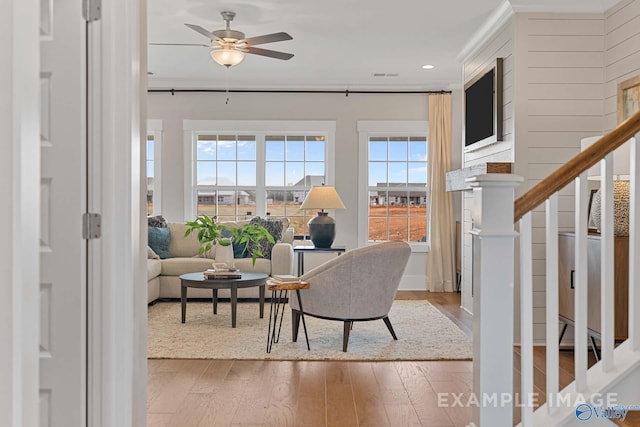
[147,0,620,90]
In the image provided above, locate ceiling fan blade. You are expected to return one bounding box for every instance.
[149,42,210,47]
[245,46,294,60]
[240,32,293,46]
[184,23,216,40]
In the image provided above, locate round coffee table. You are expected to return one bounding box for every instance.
[179,271,268,328]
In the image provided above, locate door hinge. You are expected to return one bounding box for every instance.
[83,213,102,240]
[83,0,101,22]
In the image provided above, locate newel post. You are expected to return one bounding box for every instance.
[467,174,523,426]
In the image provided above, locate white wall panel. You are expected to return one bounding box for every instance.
[605,0,638,32]
[513,14,605,341]
[526,131,597,149]
[528,67,604,84]
[527,83,603,100]
[527,35,604,52]
[526,17,604,36]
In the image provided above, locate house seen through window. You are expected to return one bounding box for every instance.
[366,135,428,243]
[193,131,328,236]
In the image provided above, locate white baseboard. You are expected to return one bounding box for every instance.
[398,274,426,291]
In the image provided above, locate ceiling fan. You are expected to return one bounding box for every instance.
[150,11,294,68]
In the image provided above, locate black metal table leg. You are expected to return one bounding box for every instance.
[275,290,287,343]
[296,289,310,351]
[266,290,276,353]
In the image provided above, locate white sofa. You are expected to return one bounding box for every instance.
[147,220,294,303]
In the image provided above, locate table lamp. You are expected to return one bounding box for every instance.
[581,136,632,236]
[300,185,345,248]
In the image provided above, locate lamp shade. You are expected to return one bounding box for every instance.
[300,186,345,248]
[300,186,345,211]
[210,48,245,67]
[581,136,632,180]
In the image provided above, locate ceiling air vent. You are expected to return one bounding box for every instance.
[373,73,399,77]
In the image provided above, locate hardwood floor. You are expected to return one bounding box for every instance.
[150,292,640,426]
[147,292,474,427]
[147,359,473,427]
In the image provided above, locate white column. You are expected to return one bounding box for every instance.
[468,174,523,426]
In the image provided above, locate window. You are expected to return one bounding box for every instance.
[194,134,257,222]
[147,120,163,216]
[184,120,336,236]
[358,121,429,250]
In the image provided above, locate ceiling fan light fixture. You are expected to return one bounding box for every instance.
[211,48,245,67]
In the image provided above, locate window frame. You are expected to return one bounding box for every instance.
[183,120,337,224]
[357,120,429,252]
[146,119,163,216]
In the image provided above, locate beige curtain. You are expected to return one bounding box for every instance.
[426,94,455,292]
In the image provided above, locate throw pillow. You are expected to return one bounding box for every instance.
[249,217,284,260]
[148,227,171,259]
[147,215,167,228]
[147,246,160,259]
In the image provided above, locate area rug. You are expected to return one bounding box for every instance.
[147,300,472,361]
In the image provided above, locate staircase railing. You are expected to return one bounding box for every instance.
[469,110,640,426]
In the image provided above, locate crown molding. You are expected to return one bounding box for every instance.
[457,0,514,63]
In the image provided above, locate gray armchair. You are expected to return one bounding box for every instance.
[290,241,411,351]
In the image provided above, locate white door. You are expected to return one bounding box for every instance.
[39,0,87,425]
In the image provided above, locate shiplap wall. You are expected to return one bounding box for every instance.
[516,14,605,343]
[460,1,640,340]
[461,20,515,312]
[605,0,640,131]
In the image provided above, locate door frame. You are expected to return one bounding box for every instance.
[0,0,40,426]
[87,0,147,425]
[0,0,146,425]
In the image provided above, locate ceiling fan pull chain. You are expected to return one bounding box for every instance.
[225,67,230,105]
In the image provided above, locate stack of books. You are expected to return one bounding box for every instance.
[204,269,241,279]
[270,274,302,285]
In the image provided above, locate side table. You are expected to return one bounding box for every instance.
[294,245,346,276]
[266,280,311,353]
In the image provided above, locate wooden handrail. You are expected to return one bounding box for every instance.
[514,110,640,222]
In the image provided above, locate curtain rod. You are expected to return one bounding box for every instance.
[148,88,452,96]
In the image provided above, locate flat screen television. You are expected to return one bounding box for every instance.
[464,57,503,152]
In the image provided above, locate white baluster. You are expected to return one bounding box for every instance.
[520,212,534,425]
[545,194,559,411]
[468,174,523,426]
[601,153,614,370]
[575,172,589,391]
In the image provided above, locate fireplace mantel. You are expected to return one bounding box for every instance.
[445,162,512,192]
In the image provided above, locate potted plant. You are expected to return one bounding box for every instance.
[184,215,275,266]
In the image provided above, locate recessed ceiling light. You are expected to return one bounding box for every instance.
[421,64,435,70]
